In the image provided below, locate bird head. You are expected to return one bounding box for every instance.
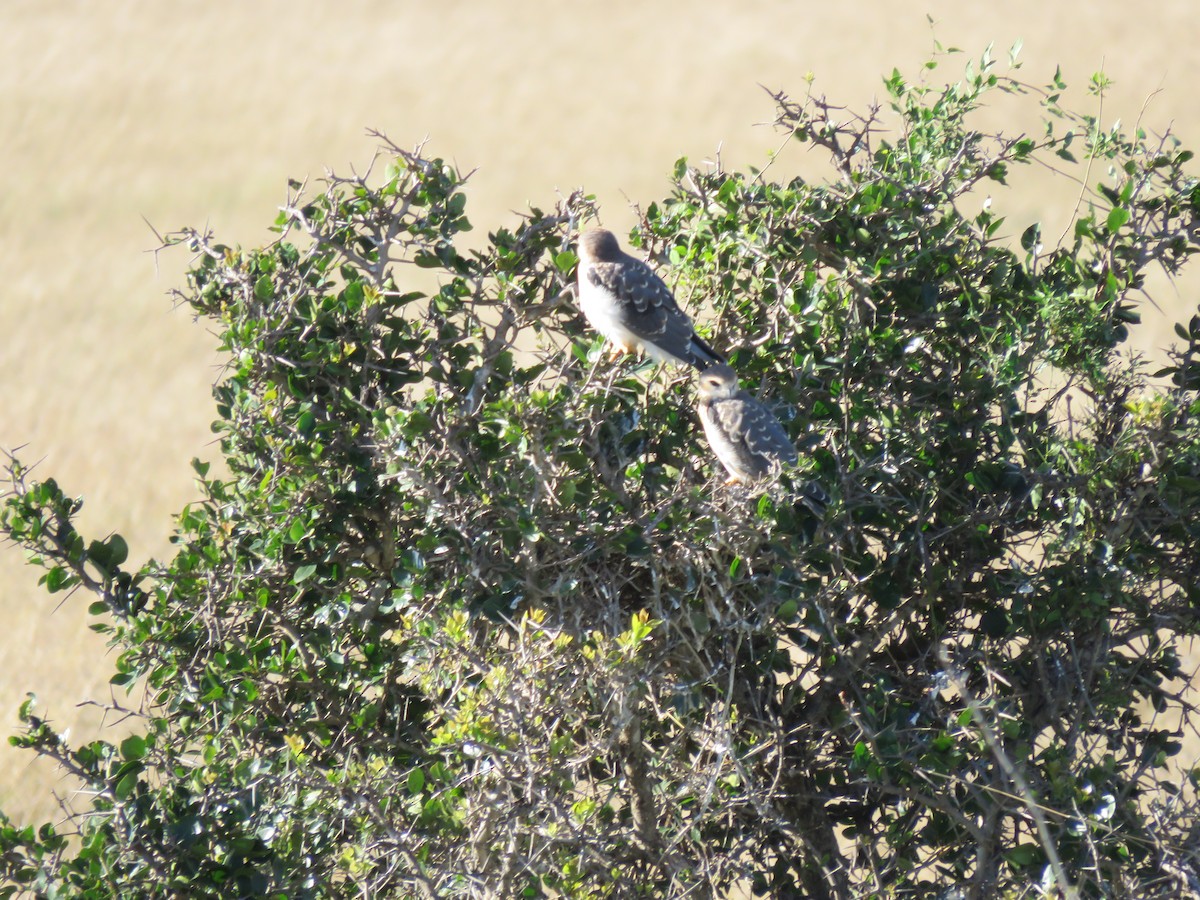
[697,364,740,400]
[577,228,622,264]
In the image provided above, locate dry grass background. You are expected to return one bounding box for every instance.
[2,0,1198,828]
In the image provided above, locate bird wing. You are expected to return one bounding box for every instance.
[729,393,798,467]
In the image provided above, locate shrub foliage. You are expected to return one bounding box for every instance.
[4,48,1200,898]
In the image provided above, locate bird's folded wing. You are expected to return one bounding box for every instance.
[734,396,798,463]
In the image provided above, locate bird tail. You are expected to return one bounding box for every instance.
[687,334,726,369]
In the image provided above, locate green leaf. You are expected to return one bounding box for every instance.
[407,768,426,794]
[114,769,139,801]
[42,566,72,593]
[1105,207,1130,231]
[716,178,740,207]
[254,274,274,301]
[293,564,318,583]
[120,735,147,761]
[105,534,129,568]
[1005,844,1042,868]
[86,534,128,572]
[87,540,109,568]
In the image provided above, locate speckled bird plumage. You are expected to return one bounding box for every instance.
[576,228,724,369]
[697,364,798,482]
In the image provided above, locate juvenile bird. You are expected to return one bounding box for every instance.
[576,228,724,369]
[697,364,798,483]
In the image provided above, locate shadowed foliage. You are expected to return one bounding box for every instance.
[3,48,1200,898]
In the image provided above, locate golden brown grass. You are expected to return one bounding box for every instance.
[2,0,1198,828]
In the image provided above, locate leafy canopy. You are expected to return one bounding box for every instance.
[3,45,1200,899]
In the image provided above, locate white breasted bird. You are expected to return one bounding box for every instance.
[576,228,724,369]
[697,364,798,483]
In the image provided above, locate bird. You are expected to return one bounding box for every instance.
[696,364,798,483]
[575,228,724,369]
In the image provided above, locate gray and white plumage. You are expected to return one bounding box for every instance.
[576,228,724,369]
[697,364,798,482]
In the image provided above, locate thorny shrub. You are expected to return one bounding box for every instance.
[3,46,1200,899]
